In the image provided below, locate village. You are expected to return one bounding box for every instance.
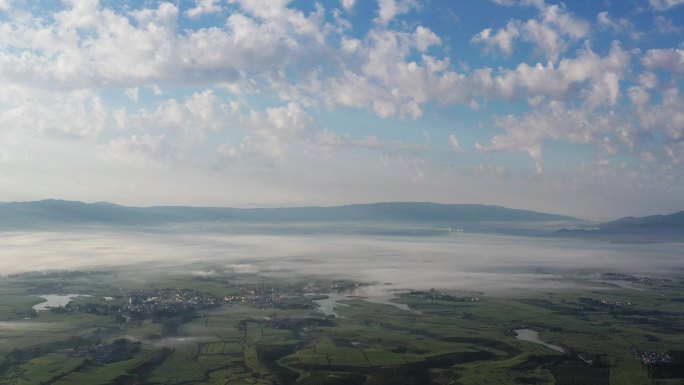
[631,348,673,365]
[404,288,480,302]
[222,286,312,310]
[47,289,220,321]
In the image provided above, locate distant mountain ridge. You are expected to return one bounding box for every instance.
[557,211,684,242]
[0,199,575,228]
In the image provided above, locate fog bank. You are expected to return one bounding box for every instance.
[1,229,681,292]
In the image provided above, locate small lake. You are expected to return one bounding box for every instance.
[362,295,420,314]
[32,294,91,311]
[311,293,350,318]
[311,291,419,318]
[514,329,564,353]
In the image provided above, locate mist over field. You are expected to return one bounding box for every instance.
[2,226,681,292]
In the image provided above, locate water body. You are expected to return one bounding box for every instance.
[311,293,349,318]
[32,294,91,311]
[514,329,564,353]
[600,280,645,291]
[361,295,420,314]
[312,291,418,318]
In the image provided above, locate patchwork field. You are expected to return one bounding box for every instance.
[0,269,683,385]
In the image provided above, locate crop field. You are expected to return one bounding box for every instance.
[0,270,682,384]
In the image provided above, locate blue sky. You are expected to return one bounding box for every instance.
[0,0,683,219]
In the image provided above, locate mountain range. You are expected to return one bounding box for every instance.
[0,200,573,228]
[0,200,681,242]
[556,211,684,242]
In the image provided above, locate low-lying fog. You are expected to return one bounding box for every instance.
[1,225,682,292]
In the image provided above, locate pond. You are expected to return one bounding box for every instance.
[514,328,564,353]
[32,294,91,311]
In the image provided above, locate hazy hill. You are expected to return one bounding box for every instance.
[0,200,574,229]
[556,211,684,242]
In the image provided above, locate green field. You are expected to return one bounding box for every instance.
[0,269,682,384]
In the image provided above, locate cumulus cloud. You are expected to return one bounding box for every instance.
[642,48,684,75]
[473,0,589,61]
[0,0,682,210]
[0,0,331,91]
[102,90,243,166]
[108,134,180,163]
[481,101,635,172]
[341,0,356,12]
[448,134,461,152]
[375,0,418,25]
[649,0,684,11]
[654,15,681,33]
[220,103,313,163]
[126,90,230,137]
[666,141,684,164]
[634,86,684,142]
[482,42,629,107]
[0,90,107,139]
[124,87,139,102]
[315,27,472,119]
[185,0,222,19]
[0,0,617,127]
[413,26,441,52]
[471,22,520,56]
[597,11,631,33]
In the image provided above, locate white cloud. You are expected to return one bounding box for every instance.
[474,1,589,61]
[484,42,629,107]
[448,134,461,152]
[124,87,139,102]
[318,28,471,119]
[185,0,222,19]
[522,3,589,61]
[597,11,631,33]
[122,90,234,141]
[375,0,418,25]
[649,0,684,11]
[228,0,326,42]
[413,26,441,52]
[2,0,606,126]
[471,22,520,56]
[654,15,681,33]
[481,101,635,172]
[538,3,588,39]
[642,48,684,75]
[634,86,684,142]
[666,142,684,164]
[217,142,238,161]
[108,134,180,163]
[341,37,361,52]
[0,0,331,92]
[236,103,312,162]
[0,0,682,219]
[0,90,107,139]
[310,130,426,159]
[639,72,659,89]
[150,85,164,96]
[341,0,355,12]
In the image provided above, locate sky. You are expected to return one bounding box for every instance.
[0,0,683,219]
